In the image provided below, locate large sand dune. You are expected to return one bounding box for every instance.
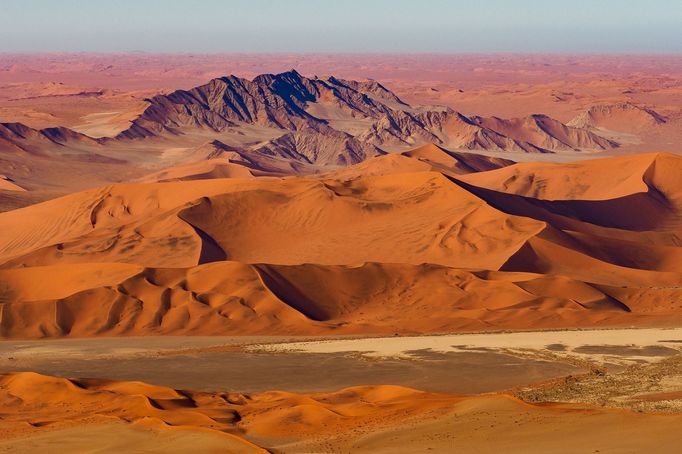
[4,261,677,338]
[1,150,681,338]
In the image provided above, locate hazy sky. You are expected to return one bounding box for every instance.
[1,0,681,53]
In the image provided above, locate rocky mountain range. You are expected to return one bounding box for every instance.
[2,69,651,211]
[114,69,621,159]
[2,70,626,168]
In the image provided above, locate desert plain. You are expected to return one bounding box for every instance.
[1,54,682,452]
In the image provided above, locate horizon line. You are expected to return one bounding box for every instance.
[2,51,682,56]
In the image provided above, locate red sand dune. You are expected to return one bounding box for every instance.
[0,62,680,338]
[2,372,682,453]
[1,149,681,338]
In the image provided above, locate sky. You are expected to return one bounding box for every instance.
[1,0,681,53]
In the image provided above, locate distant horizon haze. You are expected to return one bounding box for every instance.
[1,0,681,53]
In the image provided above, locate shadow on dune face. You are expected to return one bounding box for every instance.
[178,197,228,263]
[1,151,682,338]
[253,265,335,322]
[452,176,674,232]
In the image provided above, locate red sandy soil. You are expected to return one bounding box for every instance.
[1,371,681,453]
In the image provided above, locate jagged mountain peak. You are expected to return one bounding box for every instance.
[109,70,626,160]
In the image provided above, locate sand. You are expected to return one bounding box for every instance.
[1,54,682,452]
[0,422,260,454]
[252,328,682,359]
[2,152,682,338]
[2,371,682,453]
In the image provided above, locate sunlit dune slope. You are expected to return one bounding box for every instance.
[1,149,681,338]
[0,171,545,269]
[2,372,681,453]
[5,261,680,338]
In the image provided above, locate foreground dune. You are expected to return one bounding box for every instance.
[1,372,681,453]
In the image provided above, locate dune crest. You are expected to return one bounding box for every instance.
[1,150,682,339]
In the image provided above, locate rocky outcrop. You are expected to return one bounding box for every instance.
[255,124,385,165]
[0,122,101,154]
[472,114,618,151]
[568,102,666,131]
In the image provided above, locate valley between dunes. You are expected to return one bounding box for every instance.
[2,58,682,452]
